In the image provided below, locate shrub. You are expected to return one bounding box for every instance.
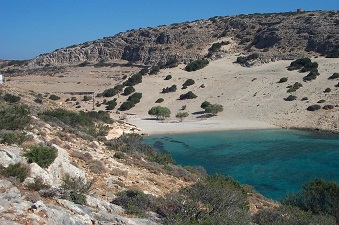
[301,97,308,101]
[179,91,197,100]
[287,82,303,93]
[205,104,224,115]
[236,53,259,64]
[123,73,142,86]
[287,57,316,71]
[26,177,50,191]
[324,88,331,93]
[162,85,177,93]
[24,146,57,168]
[164,75,172,80]
[123,86,135,95]
[323,105,334,110]
[182,79,195,88]
[307,105,321,111]
[328,73,339,79]
[89,160,106,174]
[155,98,164,103]
[82,95,92,101]
[112,189,153,217]
[303,69,320,81]
[278,77,288,83]
[102,88,117,97]
[4,93,20,103]
[201,101,211,109]
[61,174,92,205]
[149,66,160,75]
[127,92,142,104]
[281,178,339,222]
[317,99,326,103]
[119,101,135,111]
[284,95,297,101]
[185,59,209,72]
[0,132,26,145]
[0,104,31,130]
[105,99,117,110]
[49,94,60,100]
[0,163,29,182]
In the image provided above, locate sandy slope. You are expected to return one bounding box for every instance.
[116,55,339,134]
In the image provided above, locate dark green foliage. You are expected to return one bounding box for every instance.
[123,73,142,86]
[49,94,60,100]
[161,59,179,69]
[157,174,251,224]
[78,61,90,67]
[201,101,212,109]
[113,84,124,92]
[164,75,172,80]
[278,77,288,83]
[106,133,174,164]
[236,53,260,64]
[112,190,153,217]
[307,105,321,111]
[7,60,29,67]
[61,174,92,205]
[182,79,195,88]
[176,112,189,122]
[323,105,334,110]
[303,69,320,81]
[149,66,160,75]
[4,93,21,103]
[236,56,248,64]
[148,106,171,120]
[24,146,57,168]
[288,57,318,71]
[119,101,135,111]
[0,163,29,182]
[328,73,339,79]
[105,99,117,110]
[102,88,117,97]
[208,41,230,53]
[162,85,177,93]
[301,97,308,101]
[0,104,31,130]
[324,87,331,93]
[127,92,142,104]
[139,67,150,75]
[123,86,135,95]
[0,131,26,145]
[326,45,339,58]
[281,178,339,222]
[155,98,164,103]
[185,59,209,72]
[82,95,92,101]
[81,110,113,124]
[284,95,297,101]
[179,91,197,100]
[253,205,336,225]
[287,82,303,93]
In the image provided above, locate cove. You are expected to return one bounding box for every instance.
[144,129,339,200]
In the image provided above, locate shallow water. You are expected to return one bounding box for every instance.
[144,129,339,200]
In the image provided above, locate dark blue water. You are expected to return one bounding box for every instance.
[144,129,339,200]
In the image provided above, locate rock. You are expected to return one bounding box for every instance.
[86,195,124,214]
[0,146,23,167]
[0,179,13,189]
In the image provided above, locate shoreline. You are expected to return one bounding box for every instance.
[127,117,279,135]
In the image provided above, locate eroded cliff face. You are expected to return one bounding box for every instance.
[27,10,339,67]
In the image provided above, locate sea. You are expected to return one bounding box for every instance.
[144,129,339,200]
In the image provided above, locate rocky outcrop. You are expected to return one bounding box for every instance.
[0,145,24,167]
[22,11,338,69]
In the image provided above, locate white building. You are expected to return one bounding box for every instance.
[0,74,3,84]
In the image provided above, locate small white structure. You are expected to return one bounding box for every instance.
[0,74,3,84]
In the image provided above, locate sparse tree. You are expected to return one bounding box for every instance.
[176,112,189,122]
[205,104,223,116]
[148,106,171,120]
[201,101,212,109]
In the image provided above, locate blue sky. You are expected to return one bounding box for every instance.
[1,0,337,60]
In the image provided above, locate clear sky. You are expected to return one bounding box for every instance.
[1,0,337,60]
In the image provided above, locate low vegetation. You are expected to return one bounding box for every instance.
[287,82,303,93]
[49,94,60,101]
[120,92,142,111]
[3,93,21,103]
[182,78,195,88]
[307,105,321,111]
[123,73,142,86]
[0,104,31,130]
[176,112,189,122]
[24,146,57,168]
[164,75,172,80]
[179,91,197,100]
[162,85,177,93]
[328,72,339,79]
[205,104,224,116]
[0,163,29,182]
[236,53,259,64]
[185,59,209,72]
[61,174,92,205]
[155,98,164,103]
[148,106,171,120]
[303,69,320,81]
[287,57,318,72]
[278,77,288,83]
[284,95,297,101]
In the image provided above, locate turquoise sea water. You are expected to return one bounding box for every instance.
[144,129,339,200]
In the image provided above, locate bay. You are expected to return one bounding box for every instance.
[144,129,339,200]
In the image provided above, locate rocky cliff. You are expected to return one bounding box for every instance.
[26,10,339,67]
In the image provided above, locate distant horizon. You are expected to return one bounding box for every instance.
[1,0,338,60]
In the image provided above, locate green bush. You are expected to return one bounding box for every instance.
[61,174,91,205]
[201,101,211,109]
[112,190,153,217]
[119,101,135,111]
[287,57,317,71]
[303,69,320,81]
[205,104,224,115]
[0,104,31,130]
[164,75,172,80]
[127,92,142,104]
[176,112,189,122]
[148,106,171,120]
[284,95,297,101]
[278,77,288,83]
[123,73,142,86]
[24,146,57,168]
[307,105,321,111]
[324,87,331,93]
[102,88,117,97]
[0,132,26,145]
[162,85,177,93]
[182,78,195,88]
[4,93,21,103]
[185,59,209,72]
[49,94,60,100]
[149,66,160,75]
[0,163,29,182]
[82,95,92,101]
[26,177,51,191]
[281,178,339,222]
[328,73,339,79]
[155,98,164,103]
[123,86,135,95]
[287,82,303,93]
[105,99,117,110]
[323,105,334,110]
[179,91,197,100]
